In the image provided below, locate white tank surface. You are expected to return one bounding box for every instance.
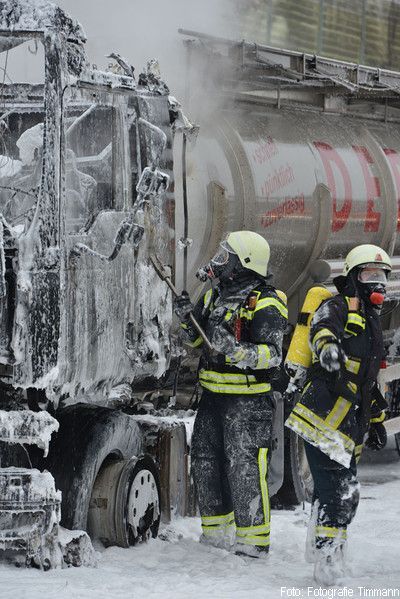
[178,108,400,297]
[175,33,400,301]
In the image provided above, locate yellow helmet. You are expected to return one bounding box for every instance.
[343,244,392,276]
[226,231,270,277]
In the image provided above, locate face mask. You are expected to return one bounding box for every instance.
[357,266,389,307]
[196,241,238,281]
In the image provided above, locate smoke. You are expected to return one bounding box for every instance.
[56,0,242,97]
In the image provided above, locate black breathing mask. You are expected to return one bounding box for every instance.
[196,242,239,282]
[356,265,388,308]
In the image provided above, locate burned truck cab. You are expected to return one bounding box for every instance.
[0,1,173,395]
[0,0,186,568]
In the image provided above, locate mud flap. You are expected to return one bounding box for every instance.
[268,391,284,497]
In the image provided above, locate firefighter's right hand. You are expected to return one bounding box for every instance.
[211,325,237,355]
[365,421,387,451]
[173,291,193,321]
[319,342,346,372]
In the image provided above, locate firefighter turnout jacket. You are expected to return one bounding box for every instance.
[181,274,287,553]
[286,293,387,467]
[181,277,288,395]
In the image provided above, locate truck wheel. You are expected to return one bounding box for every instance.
[274,429,313,506]
[87,454,161,546]
[46,404,147,537]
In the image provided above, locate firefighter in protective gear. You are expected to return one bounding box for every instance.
[286,244,391,585]
[174,231,287,557]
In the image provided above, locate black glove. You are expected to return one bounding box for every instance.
[319,342,347,372]
[365,422,387,451]
[173,291,193,321]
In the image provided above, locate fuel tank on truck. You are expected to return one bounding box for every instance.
[175,104,400,310]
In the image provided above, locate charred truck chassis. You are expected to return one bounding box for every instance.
[0,0,191,568]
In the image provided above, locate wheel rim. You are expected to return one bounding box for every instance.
[127,468,160,541]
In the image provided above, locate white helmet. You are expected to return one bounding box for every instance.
[225,231,270,277]
[343,244,392,276]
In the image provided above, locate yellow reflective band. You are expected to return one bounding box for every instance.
[301,381,312,396]
[254,297,288,319]
[199,381,272,394]
[345,357,361,375]
[346,313,365,326]
[315,526,347,540]
[286,412,355,462]
[236,535,270,547]
[224,310,233,322]
[276,289,287,305]
[325,396,352,430]
[347,381,357,394]
[239,307,253,321]
[258,447,270,528]
[200,370,258,384]
[201,512,234,526]
[312,328,336,348]
[257,345,271,369]
[293,403,354,450]
[190,336,203,348]
[355,444,363,463]
[286,413,337,450]
[180,322,188,330]
[236,523,270,535]
[203,289,213,308]
[370,411,385,423]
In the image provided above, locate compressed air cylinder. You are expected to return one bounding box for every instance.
[285,286,333,372]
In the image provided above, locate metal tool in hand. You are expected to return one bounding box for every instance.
[150,254,213,352]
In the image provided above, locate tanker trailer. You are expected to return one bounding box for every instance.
[0,0,192,568]
[175,30,400,505]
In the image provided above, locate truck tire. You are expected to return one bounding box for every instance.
[273,428,314,507]
[87,454,161,546]
[46,404,157,542]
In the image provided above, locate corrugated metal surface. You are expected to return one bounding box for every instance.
[240,0,400,69]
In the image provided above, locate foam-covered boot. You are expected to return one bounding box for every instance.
[314,543,346,586]
[235,544,269,559]
[305,501,319,564]
[199,523,236,551]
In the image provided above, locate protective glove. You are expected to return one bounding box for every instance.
[319,342,347,372]
[211,325,258,368]
[173,291,193,321]
[365,421,387,451]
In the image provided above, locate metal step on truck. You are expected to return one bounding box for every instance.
[0,0,400,570]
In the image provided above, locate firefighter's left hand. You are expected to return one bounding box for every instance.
[365,421,387,451]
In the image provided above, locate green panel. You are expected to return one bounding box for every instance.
[239,0,400,69]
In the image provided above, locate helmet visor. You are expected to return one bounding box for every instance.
[210,241,235,266]
[358,265,389,284]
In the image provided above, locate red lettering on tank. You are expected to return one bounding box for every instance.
[352,145,381,233]
[260,193,305,228]
[313,141,352,232]
[383,148,400,231]
[252,136,279,164]
[260,164,295,198]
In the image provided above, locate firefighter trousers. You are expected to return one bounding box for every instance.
[305,442,360,548]
[191,389,274,551]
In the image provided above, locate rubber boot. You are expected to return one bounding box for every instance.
[313,542,346,586]
[305,500,319,564]
[235,544,269,559]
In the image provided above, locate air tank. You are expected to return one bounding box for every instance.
[175,102,400,300]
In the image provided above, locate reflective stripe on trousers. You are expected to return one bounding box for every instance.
[236,448,270,548]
